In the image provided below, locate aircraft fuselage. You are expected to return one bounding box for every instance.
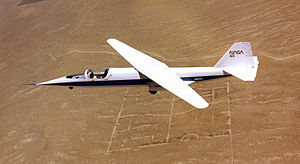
[37,67,228,86]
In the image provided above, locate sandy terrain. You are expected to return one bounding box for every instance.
[0,0,300,163]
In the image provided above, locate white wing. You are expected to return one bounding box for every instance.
[107,38,209,109]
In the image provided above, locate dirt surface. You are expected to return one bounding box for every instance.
[0,0,300,163]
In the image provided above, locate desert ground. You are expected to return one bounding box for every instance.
[0,0,300,163]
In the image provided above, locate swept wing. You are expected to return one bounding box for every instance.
[107,38,208,109]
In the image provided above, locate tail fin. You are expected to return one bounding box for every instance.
[214,42,259,81]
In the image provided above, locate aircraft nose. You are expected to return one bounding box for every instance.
[36,77,66,85]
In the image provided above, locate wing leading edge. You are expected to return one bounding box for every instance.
[107,38,209,109]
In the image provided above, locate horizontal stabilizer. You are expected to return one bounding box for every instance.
[223,68,254,81]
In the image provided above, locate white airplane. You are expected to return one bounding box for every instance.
[36,39,259,109]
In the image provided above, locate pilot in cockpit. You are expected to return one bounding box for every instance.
[89,71,94,79]
[86,68,108,79]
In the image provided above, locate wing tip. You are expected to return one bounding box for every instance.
[107,38,117,44]
[195,101,209,109]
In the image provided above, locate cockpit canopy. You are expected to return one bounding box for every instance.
[84,68,109,79]
[65,68,109,80]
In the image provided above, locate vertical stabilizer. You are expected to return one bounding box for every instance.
[214,42,259,81]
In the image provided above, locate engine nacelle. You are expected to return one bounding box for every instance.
[148,82,164,94]
[149,90,157,94]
